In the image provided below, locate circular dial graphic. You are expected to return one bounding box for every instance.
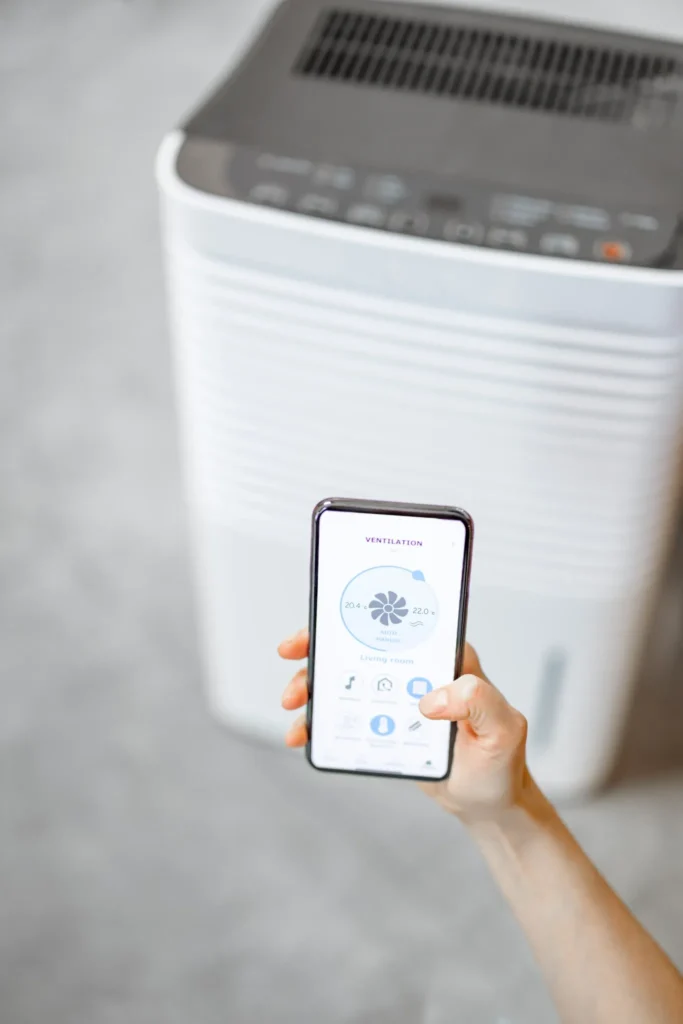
[340,565,439,652]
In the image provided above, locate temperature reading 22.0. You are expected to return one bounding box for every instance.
[340,565,440,652]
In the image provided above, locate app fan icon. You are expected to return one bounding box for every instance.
[369,591,408,626]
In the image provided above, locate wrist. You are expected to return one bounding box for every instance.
[463,772,560,852]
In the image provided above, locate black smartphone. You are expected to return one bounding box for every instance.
[306,498,474,781]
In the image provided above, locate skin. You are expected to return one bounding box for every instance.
[279,630,683,1024]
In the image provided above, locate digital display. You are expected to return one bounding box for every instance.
[309,509,468,779]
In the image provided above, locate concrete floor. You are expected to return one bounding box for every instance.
[2,2,683,1022]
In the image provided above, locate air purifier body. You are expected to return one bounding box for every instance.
[158,0,683,797]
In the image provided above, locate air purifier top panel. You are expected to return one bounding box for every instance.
[176,0,683,268]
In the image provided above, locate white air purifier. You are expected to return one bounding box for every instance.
[158,0,683,797]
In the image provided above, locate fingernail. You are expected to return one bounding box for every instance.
[420,689,449,715]
[460,677,479,700]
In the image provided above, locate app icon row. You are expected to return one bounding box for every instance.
[340,671,433,700]
[334,711,431,740]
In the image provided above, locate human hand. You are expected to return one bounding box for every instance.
[279,630,532,826]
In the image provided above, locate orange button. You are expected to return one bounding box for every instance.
[596,240,633,263]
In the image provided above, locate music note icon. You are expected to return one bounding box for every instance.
[340,671,361,696]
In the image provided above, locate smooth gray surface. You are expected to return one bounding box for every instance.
[1,2,683,1023]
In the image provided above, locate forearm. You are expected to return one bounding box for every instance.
[467,777,683,1024]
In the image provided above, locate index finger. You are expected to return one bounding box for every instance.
[278,629,310,661]
[461,643,485,679]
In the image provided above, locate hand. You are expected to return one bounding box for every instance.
[279,630,532,825]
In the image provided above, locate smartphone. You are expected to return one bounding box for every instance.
[306,498,474,781]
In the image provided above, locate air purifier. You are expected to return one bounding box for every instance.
[157,0,683,797]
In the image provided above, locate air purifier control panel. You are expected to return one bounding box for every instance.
[226,146,677,268]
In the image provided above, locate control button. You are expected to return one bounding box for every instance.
[405,718,429,745]
[491,193,551,227]
[556,204,610,231]
[340,670,363,697]
[373,674,395,696]
[249,183,289,206]
[312,164,355,190]
[297,194,339,216]
[346,203,387,227]
[407,677,433,699]
[336,712,361,734]
[444,220,485,244]
[487,227,529,250]
[370,714,396,737]
[388,210,430,235]
[256,154,312,176]
[595,239,633,263]
[540,233,581,257]
[619,212,659,232]
[364,174,409,204]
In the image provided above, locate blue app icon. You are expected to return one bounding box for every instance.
[370,714,396,736]
[407,677,433,699]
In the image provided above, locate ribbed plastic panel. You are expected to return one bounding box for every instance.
[169,245,682,598]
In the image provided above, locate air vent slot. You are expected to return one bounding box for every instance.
[295,8,683,128]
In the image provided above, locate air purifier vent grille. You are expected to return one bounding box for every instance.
[295,8,683,127]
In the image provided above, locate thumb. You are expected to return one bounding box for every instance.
[419,673,524,742]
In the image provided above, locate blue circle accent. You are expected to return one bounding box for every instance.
[370,714,396,736]
[407,677,433,699]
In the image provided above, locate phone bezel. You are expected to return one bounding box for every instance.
[306,497,474,782]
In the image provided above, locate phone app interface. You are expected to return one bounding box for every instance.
[310,510,468,778]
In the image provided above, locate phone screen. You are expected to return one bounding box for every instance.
[309,506,470,779]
